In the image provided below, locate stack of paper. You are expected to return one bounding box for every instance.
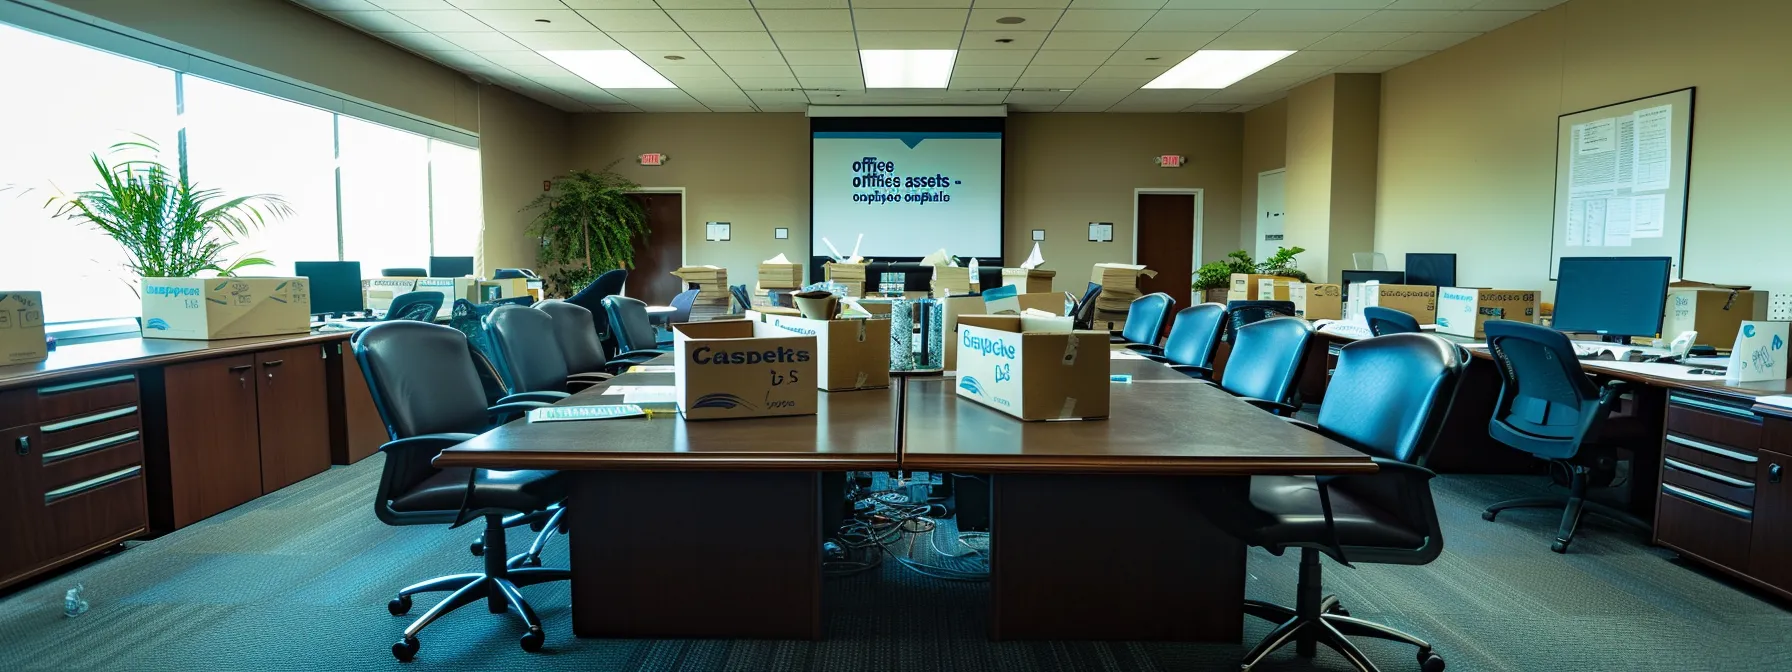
[824,262,867,297]
[1091,263,1158,328]
[671,265,731,321]
[758,253,802,289]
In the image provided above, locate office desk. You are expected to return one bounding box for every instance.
[903,371,1373,641]
[435,360,901,639]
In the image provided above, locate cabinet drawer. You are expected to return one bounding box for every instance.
[41,466,148,560]
[1662,433,1758,481]
[43,436,143,488]
[37,374,139,422]
[1662,457,1754,508]
[1656,484,1753,571]
[39,408,140,450]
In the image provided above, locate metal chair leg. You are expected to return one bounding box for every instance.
[397,573,482,598]
[1243,599,1295,623]
[402,577,489,639]
[1481,495,1567,520]
[1324,614,1431,650]
[506,567,572,587]
[1318,620,1383,672]
[1241,617,1306,670]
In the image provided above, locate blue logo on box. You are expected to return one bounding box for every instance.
[691,393,756,410]
[145,318,170,330]
[1744,324,1757,338]
[958,375,985,397]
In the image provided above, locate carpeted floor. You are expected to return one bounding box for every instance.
[1,455,1788,671]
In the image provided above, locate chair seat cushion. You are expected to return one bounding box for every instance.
[391,467,569,515]
[1232,475,1426,551]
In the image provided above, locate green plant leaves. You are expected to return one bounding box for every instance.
[523,161,651,297]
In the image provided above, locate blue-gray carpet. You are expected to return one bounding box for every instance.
[1,456,1787,671]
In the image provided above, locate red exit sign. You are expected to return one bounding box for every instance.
[639,153,665,166]
[1156,155,1185,168]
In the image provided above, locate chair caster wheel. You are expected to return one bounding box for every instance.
[529,520,546,532]
[1325,605,1349,617]
[1419,651,1446,672]
[388,595,412,616]
[1481,510,1497,522]
[470,540,484,557]
[393,636,419,661]
[520,628,544,652]
[1551,540,1568,554]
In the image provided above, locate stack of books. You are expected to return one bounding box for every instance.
[1091,263,1157,330]
[672,265,732,321]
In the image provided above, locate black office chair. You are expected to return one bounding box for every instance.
[382,267,428,278]
[536,300,651,379]
[351,322,570,660]
[1479,319,1651,553]
[484,305,580,402]
[1138,303,1227,379]
[447,298,520,404]
[668,288,699,323]
[384,291,443,322]
[1225,299,1298,340]
[1110,292,1175,346]
[1194,332,1462,672]
[602,295,673,355]
[1364,306,1422,335]
[1072,283,1103,330]
[493,268,538,280]
[730,284,753,314]
[565,269,628,353]
[1212,316,1314,415]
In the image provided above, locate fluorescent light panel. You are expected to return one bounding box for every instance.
[1144,50,1296,89]
[540,50,675,89]
[860,50,956,89]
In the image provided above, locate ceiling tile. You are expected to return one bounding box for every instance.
[388,9,488,30]
[382,32,461,49]
[666,9,765,31]
[1386,0,1475,8]
[1305,31,1408,49]
[423,49,496,67]
[706,50,786,64]
[746,91,810,105]
[678,78,748,91]
[1252,63,1329,80]
[1139,9,1250,31]
[1092,63,1169,78]
[781,50,859,65]
[1005,90,1072,104]
[652,64,728,78]
[637,49,715,64]
[732,76,802,88]
[1340,9,1471,31]
[297,0,381,10]
[950,76,1019,88]
[448,0,577,6]
[964,8,1062,31]
[850,9,970,31]
[1445,9,1535,30]
[721,63,796,78]
[688,31,779,49]
[1183,103,1238,112]
[970,0,1070,7]
[436,31,529,50]
[1160,0,1383,6]
[1066,0,1164,8]
[1062,87,1132,105]
[369,0,455,8]
[792,64,863,77]
[690,91,756,106]
[1104,49,1189,64]
[962,31,1048,49]
[851,0,974,6]
[1119,31,1217,50]
[476,49,554,65]
[1471,0,1565,8]
[771,31,859,49]
[1230,9,1374,31]
[1080,74,1151,87]
[608,31,702,49]
[655,0,753,7]
[1021,64,1098,78]
[1382,31,1478,50]
[855,31,964,49]
[509,31,622,49]
[1053,9,1155,31]
[750,0,850,7]
[1052,105,1113,112]
[952,64,1025,77]
[955,49,1038,65]
[463,9,592,31]
[1276,49,1366,66]
[504,63,578,77]
[756,9,854,31]
[324,11,423,32]
[1040,31,1131,50]
[594,104,643,112]
[575,9,680,31]
[1202,31,1326,49]
[1008,103,1059,111]
[612,89,703,102]
[1027,49,1112,65]
[939,90,1010,103]
[1014,76,1089,88]
[1346,50,1433,66]
[560,0,658,7]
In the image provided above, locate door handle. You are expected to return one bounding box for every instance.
[228,364,252,373]
[261,360,284,367]
[1772,463,1784,484]
[14,435,27,455]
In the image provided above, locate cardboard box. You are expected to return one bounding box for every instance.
[931,266,973,298]
[0,291,48,365]
[824,262,867,297]
[758,262,803,289]
[953,315,1110,421]
[940,295,985,371]
[753,311,891,391]
[415,277,477,303]
[672,320,818,420]
[1227,274,1299,302]
[362,278,417,311]
[1288,283,1342,321]
[476,278,530,302]
[1663,289,1768,347]
[1352,283,1439,325]
[141,277,312,340]
[1002,268,1056,294]
[1436,287,1540,338]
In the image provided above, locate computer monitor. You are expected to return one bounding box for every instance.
[429,256,474,278]
[1551,256,1672,344]
[1339,270,1406,293]
[1405,253,1457,287]
[294,261,364,317]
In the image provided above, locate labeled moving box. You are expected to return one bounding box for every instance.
[415,277,477,303]
[953,315,1110,421]
[672,320,817,420]
[1227,274,1299,302]
[824,262,867,297]
[1288,283,1342,320]
[758,262,802,289]
[1662,288,1768,347]
[1436,288,1540,338]
[362,278,417,311]
[1352,283,1440,325]
[477,278,530,302]
[1002,268,1055,294]
[0,291,47,365]
[940,295,985,371]
[141,277,312,340]
[752,311,891,391]
[931,266,973,298]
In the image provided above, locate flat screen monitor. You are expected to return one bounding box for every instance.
[295,261,363,316]
[429,256,474,277]
[1340,270,1406,293]
[1405,253,1457,287]
[1551,256,1671,341]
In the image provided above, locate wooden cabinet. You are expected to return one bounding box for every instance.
[328,340,388,465]
[255,345,330,492]
[1652,392,1792,601]
[1749,444,1792,594]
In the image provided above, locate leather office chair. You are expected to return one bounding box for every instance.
[669,288,699,323]
[384,291,443,322]
[492,268,538,280]
[603,295,673,355]
[1364,306,1422,336]
[536,300,650,379]
[1072,283,1102,330]
[484,305,579,402]
[382,267,428,278]
[1479,319,1650,553]
[1138,303,1226,379]
[1212,316,1314,415]
[351,322,571,660]
[1194,332,1461,672]
[1224,300,1298,340]
[730,284,753,314]
[1110,292,1175,346]
[565,269,628,354]
[447,298,516,405]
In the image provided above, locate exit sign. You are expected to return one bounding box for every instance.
[639,153,665,166]
[1156,155,1185,168]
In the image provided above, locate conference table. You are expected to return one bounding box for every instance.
[435,351,1374,641]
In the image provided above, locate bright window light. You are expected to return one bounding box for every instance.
[1143,50,1296,89]
[860,50,957,89]
[540,50,675,89]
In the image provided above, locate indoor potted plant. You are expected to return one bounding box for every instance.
[1190,247,1312,305]
[523,162,651,298]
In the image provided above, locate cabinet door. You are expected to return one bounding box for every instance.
[163,354,263,527]
[256,345,331,493]
[338,343,388,464]
[1750,447,1792,593]
[0,424,45,583]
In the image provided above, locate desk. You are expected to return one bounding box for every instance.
[903,372,1373,641]
[435,359,900,639]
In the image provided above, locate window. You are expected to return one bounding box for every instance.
[339,116,431,274]
[429,141,483,258]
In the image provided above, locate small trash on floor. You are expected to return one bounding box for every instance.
[63,583,88,618]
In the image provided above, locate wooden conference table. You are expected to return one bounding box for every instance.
[435,353,1373,641]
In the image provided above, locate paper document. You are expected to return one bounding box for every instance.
[1111,349,1148,360]
[1630,193,1667,238]
[1757,395,1792,410]
[627,365,675,373]
[527,405,647,423]
[1020,242,1045,270]
[1579,360,1728,382]
[601,385,659,396]
[1570,119,1619,192]
[1603,197,1634,247]
[764,253,792,264]
[620,386,679,404]
[1632,105,1673,191]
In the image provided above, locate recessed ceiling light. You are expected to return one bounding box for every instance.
[540,50,676,89]
[1145,57,1160,61]
[533,18,550,23]
[860,50,956,88]
[1143,50,1295,89]
[996,17,1025,24]
[664,55,685,60]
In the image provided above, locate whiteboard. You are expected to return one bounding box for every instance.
[1550,88,1695,279]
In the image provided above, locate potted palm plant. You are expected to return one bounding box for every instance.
[523,162,651,298]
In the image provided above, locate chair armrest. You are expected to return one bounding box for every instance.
[488,401,550,423]
[1237,396,1300,416]
[382,433,477,458]
[615,349,668,360]
[1597,379,1632,409]
[1167,364,1213,380]
[497,391,570,405]
[1125,343,1164,355]
[568,371,615,382]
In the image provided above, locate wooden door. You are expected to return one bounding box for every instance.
[162,355,263,527]
[1750,445,1792,593]
[1136,193,1196,314]
[256,345,332,493]
[625,192,684,306]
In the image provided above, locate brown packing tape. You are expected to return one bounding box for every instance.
[1059,397,1077,418]
[1062,333,1078,365]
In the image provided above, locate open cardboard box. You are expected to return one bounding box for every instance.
[750,311,890,391]
[672,320,818,420]
[141,277,312,340]
[953,314,1110,421]
[1436,287,1540,338]
[0,291,47,365]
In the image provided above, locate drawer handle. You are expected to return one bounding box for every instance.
[40,431,140,463]
[261,359,284,367]
[44,466,141,504]
[1665,435,1758,464]
[1662,483,1753,519]
[40,406,139,433]
[38,374,136,395]
[1663,458,1754,488]
[1669,393,1758,420]
[228,364,253,373]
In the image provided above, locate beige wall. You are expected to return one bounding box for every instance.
[1377,0,1792,295]
[1328,74,1380,280]
[477,87,574,275]
[1240,99,1288,253]
[1286,76,1337,281]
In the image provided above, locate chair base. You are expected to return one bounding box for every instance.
[1481,467,1650,553]
[1242,549,1445,672]
[471,505,565,566]
[389,513,570,661]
